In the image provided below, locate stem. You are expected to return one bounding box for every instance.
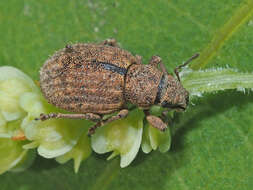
[181,68,253,96]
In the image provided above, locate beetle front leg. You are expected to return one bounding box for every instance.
[88,109,129,136]
[148,55,168,75]
[144,110,167,131]
[35,113,101,122]
[101,38,119,47]
[135,55,142,64]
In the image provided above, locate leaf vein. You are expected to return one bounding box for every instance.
[167,2,208,32]
[191,0,253,69]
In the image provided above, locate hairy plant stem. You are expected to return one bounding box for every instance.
[181,68,253,96]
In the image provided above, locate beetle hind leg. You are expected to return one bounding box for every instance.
[87,122,102,137]
[88,109,129,136]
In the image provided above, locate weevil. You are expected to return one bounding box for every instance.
[37,39,199,136]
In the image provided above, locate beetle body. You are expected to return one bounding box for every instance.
[40,43,135,114]
[39,40,194,135]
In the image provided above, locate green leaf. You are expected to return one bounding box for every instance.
[1,0,253,189]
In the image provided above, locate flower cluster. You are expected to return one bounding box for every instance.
[0,66,171,174]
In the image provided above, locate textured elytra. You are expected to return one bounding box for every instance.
[40,43,138,114]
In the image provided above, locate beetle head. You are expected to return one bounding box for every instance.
[159,75,189,111]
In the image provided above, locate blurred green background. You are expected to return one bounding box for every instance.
[1,0,253,189]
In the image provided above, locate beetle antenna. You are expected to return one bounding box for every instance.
[174,53,199,82]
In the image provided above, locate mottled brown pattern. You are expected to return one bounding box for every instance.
[125,64,163,108]
[40,43,137,114]
[39,40,191,135]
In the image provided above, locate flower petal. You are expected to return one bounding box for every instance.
[142,123,171,153]
[0,66,38,92]
[19,91,93,158]
[0,138,28,174]
[0,91,25,121]
[91,109,144,168]
[0,111,8,136]
[0,66,38,121]
[10,149,36,173]
[141,124,152,154]
[56,132,91,173]
[23,118,91,158]
[149,124,171,152]
[19,92,47,117]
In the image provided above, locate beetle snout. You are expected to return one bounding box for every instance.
[177,90,189,111]
[161,88,189,112]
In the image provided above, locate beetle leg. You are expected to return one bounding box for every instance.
[148,55,161,67]
[174,53,199,81]
[87,121,102,136]
[146,115,167,132]
[144,110,167,132]
[148,55,168,75]
[35,113,101,122]
[135,55,142,64]
[102,109,129,125]
[88,109,129,136]
[101,38,119,47]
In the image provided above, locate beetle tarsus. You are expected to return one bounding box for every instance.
[102,38,118,47]
[39,113,56,121]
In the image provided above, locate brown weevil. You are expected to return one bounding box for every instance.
[37,39,199,136]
